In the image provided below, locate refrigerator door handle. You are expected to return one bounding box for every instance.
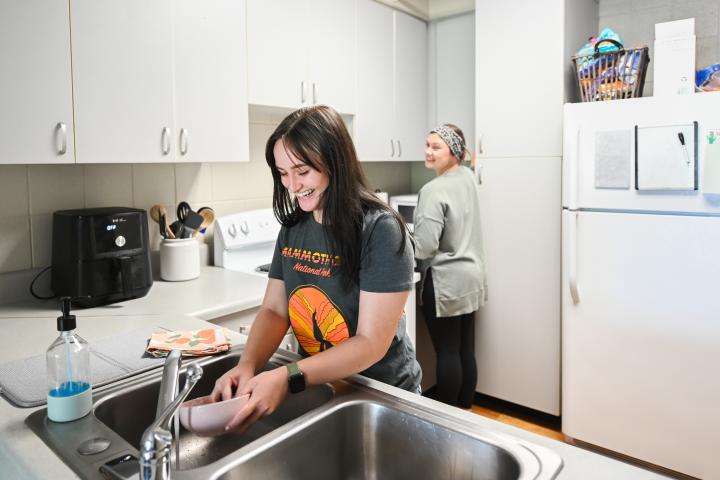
[569,210,580,304]
[569,128,580,210]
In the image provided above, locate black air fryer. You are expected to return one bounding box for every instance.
[51,207,153,308]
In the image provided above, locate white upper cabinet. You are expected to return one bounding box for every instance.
[247,0,356,114]
[308,0,356,115]
[71,0,175,163]
[475,0,564,158]
[71,0,249,163]
[246,0,306,110]
[432,12,475,150]
[356,0,428,161]
[174,0,249,162]
[394,10,428,161]
[0,0,75,164]
[356,0,395,161]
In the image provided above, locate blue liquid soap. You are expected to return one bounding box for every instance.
[49,381,91,397]
[46,298,92,422]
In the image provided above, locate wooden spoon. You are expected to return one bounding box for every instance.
[192,208,215,237]
[149,204,174,239]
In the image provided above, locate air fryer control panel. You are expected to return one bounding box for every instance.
[92,213,142,254]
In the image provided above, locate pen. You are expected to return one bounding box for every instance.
[678,132,691,166]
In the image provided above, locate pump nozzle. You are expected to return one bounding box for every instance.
[57,296,76,331]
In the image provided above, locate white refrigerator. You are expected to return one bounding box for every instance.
[562,92,720,479]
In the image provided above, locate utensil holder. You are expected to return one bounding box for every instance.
[160,238,200,281]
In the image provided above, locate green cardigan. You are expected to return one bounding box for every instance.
[414,165,487,317]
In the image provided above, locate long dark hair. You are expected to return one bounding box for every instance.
[265,105,407,287]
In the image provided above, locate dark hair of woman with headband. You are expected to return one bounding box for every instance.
[414,123,488,409]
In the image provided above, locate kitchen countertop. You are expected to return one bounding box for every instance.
[0,266,668,479]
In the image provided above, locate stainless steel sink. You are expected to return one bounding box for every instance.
[93,353,333,470]
[27,348,563,480]
[206,390,562,480]
[214,401,523,480]
[26,349,335,478]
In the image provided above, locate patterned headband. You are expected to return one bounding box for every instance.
[431,125,465,160]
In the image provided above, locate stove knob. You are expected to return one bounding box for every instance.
[228,224,237,238]
[115,235,126,247]
[240,220,250,235]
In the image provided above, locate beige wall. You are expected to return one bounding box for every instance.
[0,122,417,275]
[598,0,720,96]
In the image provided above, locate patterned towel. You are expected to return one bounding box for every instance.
[146,327,232,357]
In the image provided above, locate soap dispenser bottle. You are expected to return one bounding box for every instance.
[46,297,92,422]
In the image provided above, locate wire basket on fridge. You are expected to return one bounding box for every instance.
[572,39,650,102]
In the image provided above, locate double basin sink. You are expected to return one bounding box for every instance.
[27,348,563,479]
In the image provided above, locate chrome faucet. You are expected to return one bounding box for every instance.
[139,350,203,480]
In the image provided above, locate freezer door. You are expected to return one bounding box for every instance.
[561,210,720,479]
[563,92,720,214]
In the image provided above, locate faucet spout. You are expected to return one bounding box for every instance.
[140,351,203,480]
[156,349,182,429]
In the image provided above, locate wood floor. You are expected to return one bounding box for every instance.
[469,393,564,441]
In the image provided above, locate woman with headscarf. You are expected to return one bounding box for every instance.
[414,124,487,409]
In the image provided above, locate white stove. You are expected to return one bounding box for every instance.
[213,208,300,351]
[214,208,281,276]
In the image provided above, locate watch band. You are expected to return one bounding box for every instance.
[286,362,306,393]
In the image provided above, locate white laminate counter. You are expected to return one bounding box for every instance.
[0,266,269,321]
[0,266,263,479]
[0,266,669,479]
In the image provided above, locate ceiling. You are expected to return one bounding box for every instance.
[376,0,474,21]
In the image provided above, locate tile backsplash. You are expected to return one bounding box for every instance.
[599,0,720,96]
[0,122,415,276]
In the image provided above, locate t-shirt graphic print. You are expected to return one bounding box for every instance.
[268,210,422,391]
[288,285,350,354]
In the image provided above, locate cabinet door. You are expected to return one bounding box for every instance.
[475,0,563,158]
[246,0,307,109]
[308,0,356,114]
[71,0,174,163]
[394,11,427,161]
[355,0,394,161]
[174,0,249,162]
[0,0,74,164]
[434,13,474,151]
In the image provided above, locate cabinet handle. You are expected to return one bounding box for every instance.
[56,122,67,155]
[312,82,317,104]
[397,139,402,157]
[301,81,306,104]
[473,161,483,185]
[161,127,171,155]
[390,139,395,157]
[179,128,188,155]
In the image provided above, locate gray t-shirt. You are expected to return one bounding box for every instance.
[268,209,421,392]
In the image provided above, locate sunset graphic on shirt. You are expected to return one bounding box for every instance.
[288,285,350,354]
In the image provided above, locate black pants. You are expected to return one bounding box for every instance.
[421,270,477,409]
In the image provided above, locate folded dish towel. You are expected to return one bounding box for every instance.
[147,327,232,357]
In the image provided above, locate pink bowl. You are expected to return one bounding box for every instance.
[178,394,249,436]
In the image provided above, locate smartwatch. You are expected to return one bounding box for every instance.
[286,362,306,394]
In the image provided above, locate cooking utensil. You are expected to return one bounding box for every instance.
[169,220,184,238]
[196,206,213,234]
[150,204,174,238]
[182,210,205,238]
[192,208,215,237]
[176,201,192,224]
